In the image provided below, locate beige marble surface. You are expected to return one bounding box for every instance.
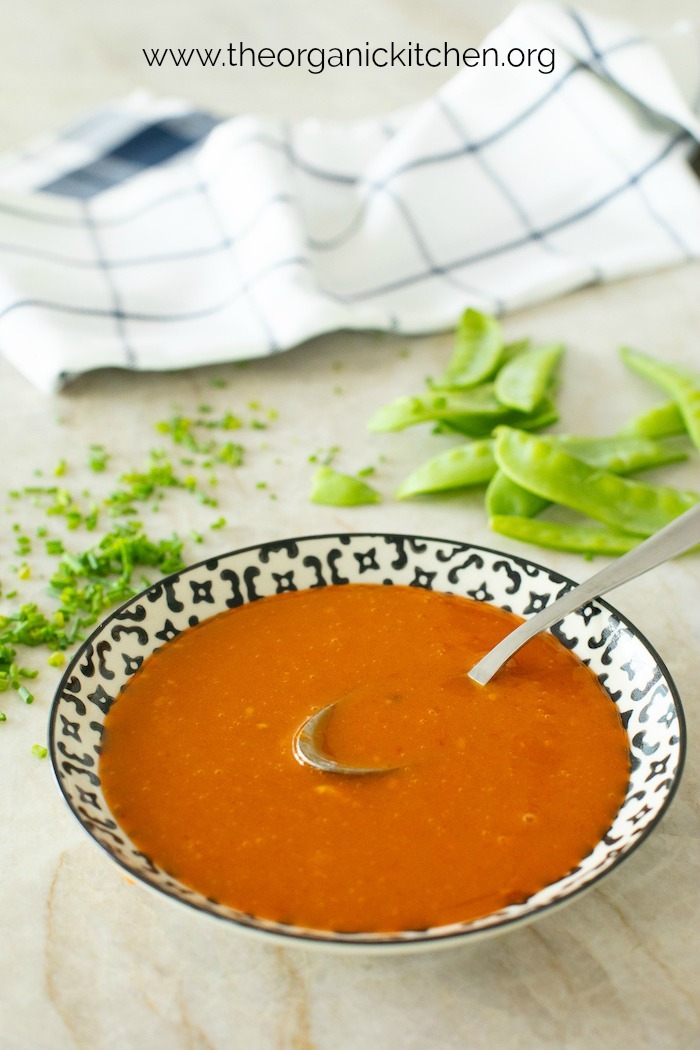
[1,2,699,1048]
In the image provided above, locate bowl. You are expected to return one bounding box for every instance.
[48,532,685,952]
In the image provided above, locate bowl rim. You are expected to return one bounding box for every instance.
[48,530,687,949]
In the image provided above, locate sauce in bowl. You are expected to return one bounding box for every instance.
[99,583,630,933]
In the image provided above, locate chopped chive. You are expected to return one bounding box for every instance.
[31,744,47,758]
[17,686,34,704]
[88,445,109,472]
[48,652,65,667]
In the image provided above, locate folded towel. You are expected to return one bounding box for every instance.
[0,2,699,392]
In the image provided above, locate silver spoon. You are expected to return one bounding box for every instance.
[294,502,700,775]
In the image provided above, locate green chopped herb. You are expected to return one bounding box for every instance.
[48,652,66,667]
[216,442,244,466]
[14,535,32,556]
[210,517,227,530]
[54,460,67,477]
[31,744,47,758]
[17,685,34,704]
[0,712,6,721]
[88,444,109,472]
[220,412,243,431]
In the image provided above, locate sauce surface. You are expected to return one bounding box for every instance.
[99,584,630,932]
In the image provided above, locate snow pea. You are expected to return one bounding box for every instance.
[485,434,687,517]
[618,400,686,439]
[396,440,497,499]
[495,343,564,412]
[368,386,558,435]
[310,467,380,506]
[433,309,503,388]
[620,347,700,448]
[441,398,558,437]
[560,434,688,473]
[494,426,698,535]
[489,516,641,556]
[485,470,549,517]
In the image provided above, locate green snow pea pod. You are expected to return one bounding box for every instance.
[368,385,557,434]
[440,398,558,437]
[494,426,698,535]
[310,467,381,506]
[559,434,688,472]
[489,516,641,556]
[618,400,686,439]
[433,309,503,388]
[495,343,564,412]
[396,440,497,498]
[430,339,530,393]
[485,470,549,517]
[620,347,700,448]
[485,434,687,518]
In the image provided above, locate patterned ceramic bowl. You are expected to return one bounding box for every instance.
[49,533,685,952]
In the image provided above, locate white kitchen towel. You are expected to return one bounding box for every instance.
[0,2,699,393]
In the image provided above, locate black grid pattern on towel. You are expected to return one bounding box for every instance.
[0,8,696,375]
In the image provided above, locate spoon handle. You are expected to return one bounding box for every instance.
[468,501,700,685]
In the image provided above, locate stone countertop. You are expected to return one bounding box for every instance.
[1,2,699,1048]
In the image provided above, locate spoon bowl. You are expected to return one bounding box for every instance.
[49,531,686,951]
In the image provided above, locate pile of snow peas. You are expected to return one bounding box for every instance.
[368,311,700,556]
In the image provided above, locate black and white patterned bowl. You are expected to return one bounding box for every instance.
[48,533,685,952]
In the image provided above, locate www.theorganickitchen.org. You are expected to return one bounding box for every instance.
[142,42,556,75]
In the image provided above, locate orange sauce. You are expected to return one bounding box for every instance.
[99,584,630,932]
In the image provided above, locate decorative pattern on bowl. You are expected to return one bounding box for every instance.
[49,533,685,952]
